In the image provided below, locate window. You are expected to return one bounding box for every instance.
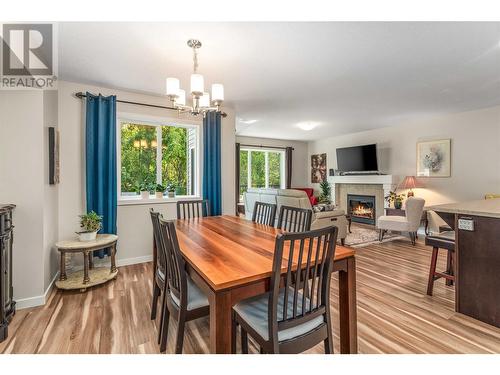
[118,119,199,199]
[239,148,285,201]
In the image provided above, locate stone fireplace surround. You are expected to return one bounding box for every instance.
[328,175,398,223]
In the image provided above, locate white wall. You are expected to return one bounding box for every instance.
[236,136,308,187]
[307,105,500,206]
[57,81,236,267]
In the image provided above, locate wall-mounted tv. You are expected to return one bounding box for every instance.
[336,144,378,172]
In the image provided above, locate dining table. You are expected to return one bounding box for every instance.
[173,215,358,354]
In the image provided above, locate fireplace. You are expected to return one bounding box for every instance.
[347,194,376,225]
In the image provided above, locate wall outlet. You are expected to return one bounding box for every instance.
[458,218,474,231]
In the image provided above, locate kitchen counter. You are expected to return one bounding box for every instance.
[429,198,500,218]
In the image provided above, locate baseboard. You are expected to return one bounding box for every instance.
[15,254,153,310]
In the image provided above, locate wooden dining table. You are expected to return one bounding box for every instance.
[174,215,358,354]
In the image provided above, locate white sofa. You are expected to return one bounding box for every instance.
[243,188,348,243]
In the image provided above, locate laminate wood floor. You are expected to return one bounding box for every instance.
[2,238,500,354]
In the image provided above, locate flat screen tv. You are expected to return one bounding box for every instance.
[336,144,378,172]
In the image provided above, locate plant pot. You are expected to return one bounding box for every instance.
[140,191,149,199]
[168,191,175,198]
[155,191,164,199]
[78,231,97,242]
[394,200,403,209]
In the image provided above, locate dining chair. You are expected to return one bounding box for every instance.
[252,201,277,226]
[149,209,167,346]
[231,225,339,354]
[176,199,210,219]
[158,218,210,353]
[277,205,312,232]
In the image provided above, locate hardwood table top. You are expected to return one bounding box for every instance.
[175,215,355,292]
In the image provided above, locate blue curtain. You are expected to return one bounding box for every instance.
[85,93,117,258]
[202,112,222,216]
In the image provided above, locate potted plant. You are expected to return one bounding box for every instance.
[77,211,102,242]
[318,179,331,204]
[138,181,151,199]
[385,191,406,209]
[166,182,176,198]
[155,183,166,199]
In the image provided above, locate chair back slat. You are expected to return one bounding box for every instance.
[158,218,188,307]
[268,226,338,338]
[177,200,210,220]
[277,205,312,232]
[149,209,166,277]
[252,201,277,226]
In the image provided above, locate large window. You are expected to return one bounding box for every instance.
[239,148,285,200]
[119,119,198,199]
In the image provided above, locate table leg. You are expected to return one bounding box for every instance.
[83,251,90,284]
[209,290,232,354]
[110,242,117,273]
[338,256,358,354]
[59,252,67,281]
[88,251,94,269]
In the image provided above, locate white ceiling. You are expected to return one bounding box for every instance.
[58,22,500,141]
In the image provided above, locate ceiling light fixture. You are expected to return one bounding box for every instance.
[239,119,258,124]
[296,122,320,131]
[166,39,224,117]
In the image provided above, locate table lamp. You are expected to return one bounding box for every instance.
[399,176,418,197]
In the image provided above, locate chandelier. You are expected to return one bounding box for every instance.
[166,39,224,116]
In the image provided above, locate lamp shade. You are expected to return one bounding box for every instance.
[211,83,224,102]
[190,74,204,96]
[399,176,418,190]
[199,92,210,108]
[166,78,179,97]
[176,89,186,106]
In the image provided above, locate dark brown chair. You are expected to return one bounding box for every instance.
[176,199,210,219]
[277,205,312,232]
[231,226,338,354]
[425,231,455,296]
[252,201,277,226]
[149,209,166,347]
[158,218,210,353]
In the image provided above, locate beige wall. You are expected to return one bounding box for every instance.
[236,136,309,188]
[307,105,500,206]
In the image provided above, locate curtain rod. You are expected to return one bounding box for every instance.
[239,143,294,151]
[74,92,227,118]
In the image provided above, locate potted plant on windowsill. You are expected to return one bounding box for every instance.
[155,184,166,199]
[77,211,102,242]
[138,181,151,199]
[385,191,406,209]
[166,182,176,198]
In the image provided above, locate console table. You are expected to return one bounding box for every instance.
[385,208,429,235]
[55,234,118,292]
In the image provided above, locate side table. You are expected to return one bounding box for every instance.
[55,234,118,292]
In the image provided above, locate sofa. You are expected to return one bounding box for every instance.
[293,188,318,206]
[243,188,348,244]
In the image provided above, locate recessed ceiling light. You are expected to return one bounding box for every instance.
[296,122,320,131]
[239,119,258,124]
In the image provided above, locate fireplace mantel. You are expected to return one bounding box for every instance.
[328,174,398,213]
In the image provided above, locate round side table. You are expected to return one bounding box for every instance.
[55,234,118,292]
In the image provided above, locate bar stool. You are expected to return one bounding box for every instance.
[425,231,455,296]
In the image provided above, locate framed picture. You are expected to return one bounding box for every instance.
[416,139,451,177]
[48,127,60,184]
[311,153,327,183]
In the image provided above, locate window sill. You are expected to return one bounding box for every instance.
[118,195,201,207]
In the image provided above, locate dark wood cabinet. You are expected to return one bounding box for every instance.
[0,204,15,342]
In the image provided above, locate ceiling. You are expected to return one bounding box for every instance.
[58,22,500,141]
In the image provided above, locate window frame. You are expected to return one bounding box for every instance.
[240,147,286,194]
[117,112,202,204]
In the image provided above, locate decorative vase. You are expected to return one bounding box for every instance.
[394,200,403,209]
[155,191,163,199]
[140,191,149,199]
[168,191,175,198]
[78,231,97,242]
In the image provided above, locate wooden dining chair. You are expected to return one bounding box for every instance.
[176,199,210,219]
[252,201,277,226]
[277,205,312,232]
[149,209,167,347]
[158,218,210,353]
[231,225,338,354]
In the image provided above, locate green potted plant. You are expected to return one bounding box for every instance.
[166,182,176,198]
[138,181,151,199]
[385,191,406,209]
[155,183,166,199]
[318,179,331,204]
[77,211,102,241]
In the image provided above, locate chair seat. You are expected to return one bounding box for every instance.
[377,215,410,231]
[233,288,325,342]
[170,277,209,311]
[425,231,455,251]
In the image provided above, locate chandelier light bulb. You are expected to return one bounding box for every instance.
[211,84,224,103]
[199,92,210,108]
[166,78,180,97]
[190,74,204,97]
[176,89,186,106]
